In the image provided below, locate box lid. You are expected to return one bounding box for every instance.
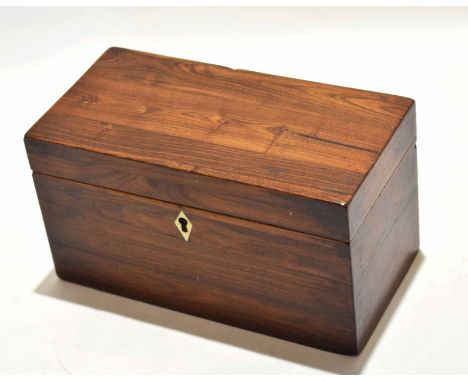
[25,47,416,242]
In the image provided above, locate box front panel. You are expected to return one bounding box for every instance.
[33,173,357,354]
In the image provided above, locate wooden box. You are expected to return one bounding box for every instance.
[24,47,419,355]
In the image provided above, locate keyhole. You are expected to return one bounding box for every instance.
[178,217,188,232]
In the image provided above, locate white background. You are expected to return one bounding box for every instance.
[1,7,468,374]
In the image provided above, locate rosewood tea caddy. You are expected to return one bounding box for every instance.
[24,47,419,355]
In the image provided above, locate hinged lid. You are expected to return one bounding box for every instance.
[25,47,416,242]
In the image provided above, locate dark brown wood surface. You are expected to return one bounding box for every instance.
[33,172,357,354]
[25,137,349,241]
[31,137,418,354]
[25,48,420,355]
[351,142,419,352]
[355,193,418,352]
[25,47,415,241]
[348,105,416,239]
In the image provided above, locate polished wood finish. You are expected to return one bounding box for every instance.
[25,47,415,241]
[348,106,416,238]
[351,142,419,351]
[25,137,349,241]
[32,157,417,355]
[25,47,419,355]
[34,173,356,354]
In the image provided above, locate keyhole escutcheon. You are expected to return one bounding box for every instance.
[175,210,192,242]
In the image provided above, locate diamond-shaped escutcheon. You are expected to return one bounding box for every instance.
[175,210,192,242]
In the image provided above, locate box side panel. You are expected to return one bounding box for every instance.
[25,137,350,241]
[348,103,416,239]
[351,144,419,352]
[33,173,357,354]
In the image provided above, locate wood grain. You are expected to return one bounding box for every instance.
[351,141,418,274]
[351,143,419,351]
[348,104,416,239]
[25,137,349,241]
[25,49,412,204]
[353,193,419,351]
[32,160,418,354]
[25,47,420,355]
[25,47,415,240]
[33,172,357,354]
